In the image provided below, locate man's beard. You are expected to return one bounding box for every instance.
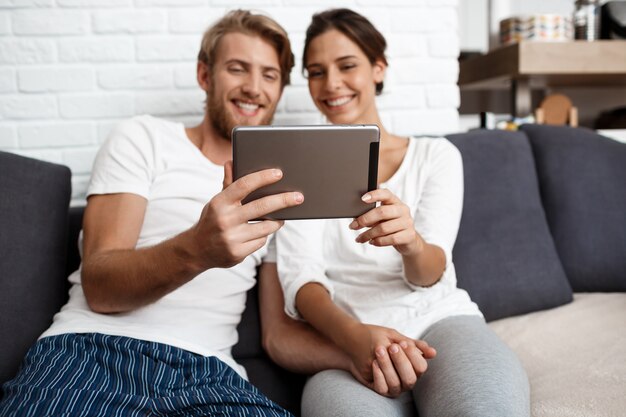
[206,88,275,141]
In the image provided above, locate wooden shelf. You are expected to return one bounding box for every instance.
[459,41,626,116]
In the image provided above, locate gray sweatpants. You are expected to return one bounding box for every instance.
[301,315,530,417]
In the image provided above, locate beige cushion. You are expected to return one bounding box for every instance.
[489,293,626,417]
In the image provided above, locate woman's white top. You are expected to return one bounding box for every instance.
[274,136,483,339]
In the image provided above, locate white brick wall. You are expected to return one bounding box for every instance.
[0,0,460,203]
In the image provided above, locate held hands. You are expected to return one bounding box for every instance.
[190,161,303,270]
[350,189,422,257]
[345,324,436,398]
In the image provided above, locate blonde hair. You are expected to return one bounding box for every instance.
[198,9,294,88]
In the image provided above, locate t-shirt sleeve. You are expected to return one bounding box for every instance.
[263,234,277,263]
[87,117,157,199]
[407,139,464,290]
[275,219,332,320]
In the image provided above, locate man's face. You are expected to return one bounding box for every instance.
[204,32,283,140]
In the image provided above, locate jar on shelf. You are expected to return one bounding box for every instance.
[574,0,601,40]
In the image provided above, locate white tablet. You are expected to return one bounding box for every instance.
[232,124,380,220]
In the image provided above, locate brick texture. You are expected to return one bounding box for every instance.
[0,1,460,203]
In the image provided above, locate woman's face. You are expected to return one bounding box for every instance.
[305,29,385,125]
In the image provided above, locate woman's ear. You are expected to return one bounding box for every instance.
[197,61,211,91]
[372,59,387,84]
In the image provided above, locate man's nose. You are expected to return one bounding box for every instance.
[242,72,261,97]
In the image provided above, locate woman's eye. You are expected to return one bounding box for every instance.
[308,70,324,78]
[341,64,356,71]
[264,72,279,82]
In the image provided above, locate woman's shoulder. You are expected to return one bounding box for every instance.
[407,135,461,164]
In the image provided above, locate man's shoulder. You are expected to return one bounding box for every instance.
[114,115,181,136]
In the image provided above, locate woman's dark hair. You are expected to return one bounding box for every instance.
[303,8,388,95]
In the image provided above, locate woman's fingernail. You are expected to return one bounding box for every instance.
[294,192,304,203]
[273,169,282,178]
[400,341,408,349]
[389,344,399,354]
[362,194,372,202]
[376,347,386,357]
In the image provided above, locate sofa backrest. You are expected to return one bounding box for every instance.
[521,124,626,292]
[447,130,573,321]
[0,151,72,387]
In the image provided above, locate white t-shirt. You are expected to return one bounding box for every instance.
[275,137,482,340]
[41,115,267,378]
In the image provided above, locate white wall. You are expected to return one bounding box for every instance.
[0,0,461,203]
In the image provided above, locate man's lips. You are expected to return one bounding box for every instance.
[232,99,262,116]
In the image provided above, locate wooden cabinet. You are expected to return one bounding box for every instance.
[459,41,626,117]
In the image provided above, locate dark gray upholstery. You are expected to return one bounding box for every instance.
[448,130,573,321]
[0,151,71,387]
[2,125,624,413]
[521,124,626,292]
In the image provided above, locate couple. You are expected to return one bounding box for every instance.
[0,8,529,417]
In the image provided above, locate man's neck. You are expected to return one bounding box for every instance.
[185,116,232,166]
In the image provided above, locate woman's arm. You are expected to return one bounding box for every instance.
[351,190,445,287]
[259,263,434,397]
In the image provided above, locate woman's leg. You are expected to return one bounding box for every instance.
[413,315,530,417]
[301,369,416,417]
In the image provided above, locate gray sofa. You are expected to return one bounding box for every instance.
[1,124,625,416]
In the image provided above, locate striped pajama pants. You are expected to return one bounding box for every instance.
[0,333,292,417]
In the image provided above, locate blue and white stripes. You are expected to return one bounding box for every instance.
[0,333,291,417]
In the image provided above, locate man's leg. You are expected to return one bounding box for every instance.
[413,315,530,417]
[0,333,153,417]
[150,350,292,417]
[301,369,415,417]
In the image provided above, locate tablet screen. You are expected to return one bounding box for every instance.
[232,124,379,220]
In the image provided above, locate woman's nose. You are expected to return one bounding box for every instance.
[325,67,342,91]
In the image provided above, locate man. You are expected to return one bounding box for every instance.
[0,9,423,417]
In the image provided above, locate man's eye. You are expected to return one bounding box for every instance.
[228,66,244,74]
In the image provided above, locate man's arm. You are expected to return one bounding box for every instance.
[259,262,350,374]
[82,164,303,314]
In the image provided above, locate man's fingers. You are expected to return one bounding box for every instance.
[371,360,390,397]
[414,340,437,359]
[388,343,418,391]
[239,191,303,221]
[222,168,283,202]
[374,346,402,398]
[399,340,429,377]
[234,220,284,242]
[222,160,234,190]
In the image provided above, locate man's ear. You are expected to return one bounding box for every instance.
[372,59,386,84]
[197,61,211,92]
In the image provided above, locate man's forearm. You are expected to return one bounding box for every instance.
[82,229,204,314]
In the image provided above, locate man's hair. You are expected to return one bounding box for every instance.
[303,8,388,95]
[198,9,294,88]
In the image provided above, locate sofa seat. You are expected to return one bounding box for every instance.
[489,293,626,417]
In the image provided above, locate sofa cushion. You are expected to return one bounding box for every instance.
[521,124,626,292]
[489,293,626,417]
[0,151,71,386]
[447,130,573,321]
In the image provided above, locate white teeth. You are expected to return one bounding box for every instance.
[326,96,353,107]
[235,101,259,111]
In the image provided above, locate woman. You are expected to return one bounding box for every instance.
[266,8,530,417]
